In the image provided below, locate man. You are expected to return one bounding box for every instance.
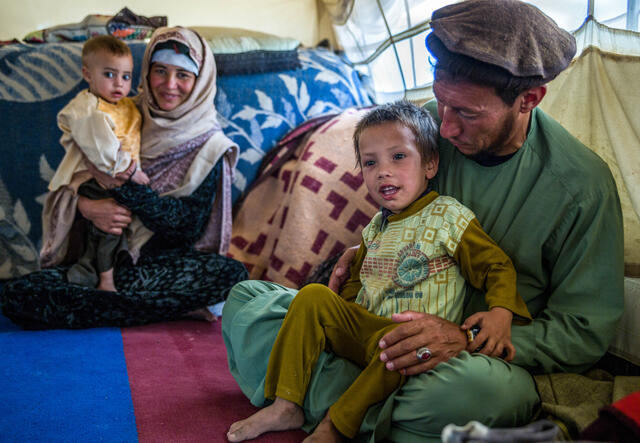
[223,1,624,441]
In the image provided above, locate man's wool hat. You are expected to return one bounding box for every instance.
[427,0,577,81]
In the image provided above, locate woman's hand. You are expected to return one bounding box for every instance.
[327,245,359,293]
[77,196,132,235]
[378,311,467,376]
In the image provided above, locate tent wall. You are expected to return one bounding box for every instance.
[0,0,333,47]
[541,19,640,276]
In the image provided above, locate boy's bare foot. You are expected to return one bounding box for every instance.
[227,397,304,442]
[185,308,217,322]
[97,269,117,292]
[303,412,344,442]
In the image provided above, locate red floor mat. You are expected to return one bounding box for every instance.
[122,319,307,442]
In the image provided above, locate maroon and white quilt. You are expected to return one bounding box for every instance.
[229,108,379,288]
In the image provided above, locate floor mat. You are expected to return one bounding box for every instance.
[122,319,307,442]
[0,315,137,442]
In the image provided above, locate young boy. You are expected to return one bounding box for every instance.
[48,35,148,292]
[227,101,532,442]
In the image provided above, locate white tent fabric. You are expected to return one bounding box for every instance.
[541,18,640,277]
[541,17,640,365]
[327,0,445,102]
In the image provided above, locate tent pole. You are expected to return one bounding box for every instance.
[628,0,639,30]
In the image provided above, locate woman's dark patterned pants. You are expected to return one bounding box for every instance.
[0,250,248,329]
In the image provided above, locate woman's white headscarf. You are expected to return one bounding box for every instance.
[127,26,238,258]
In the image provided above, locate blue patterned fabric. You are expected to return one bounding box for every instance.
[0,42,371,279]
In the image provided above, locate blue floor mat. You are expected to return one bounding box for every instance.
[0,313,138,442]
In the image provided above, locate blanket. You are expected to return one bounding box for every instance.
[229,107,378,288]
[534,369,640,439]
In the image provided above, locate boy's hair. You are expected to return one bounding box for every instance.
[82,35,131,66]
[353,100,439,168]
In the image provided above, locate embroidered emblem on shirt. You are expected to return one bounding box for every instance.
[392,243,457,288]
[393,243,430,288]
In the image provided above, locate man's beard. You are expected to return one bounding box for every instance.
[467,111,517,165]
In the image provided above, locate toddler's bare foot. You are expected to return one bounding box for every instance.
[303,412,344,442]
[185,308,217,322]
[97,269,117,292]
[227,397,304,442]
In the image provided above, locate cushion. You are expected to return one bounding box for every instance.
[214,50,300,76]
[193,26,301,75]
[22,14,111,43]
[228,108,378,288]
[22,9,166,43]
[190,26,300,53]
[214,47,373,202]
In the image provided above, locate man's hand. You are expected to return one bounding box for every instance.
[378,311,467,376]
[461,307,515,361]
[77,196,132,235]
[327,245,358,293]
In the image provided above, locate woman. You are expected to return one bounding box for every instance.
[0,27,248,329]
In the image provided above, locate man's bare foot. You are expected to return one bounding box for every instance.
[97,269,117,292]
[303,412,344,442]
[227,397,304,442]
[185,308,217,322]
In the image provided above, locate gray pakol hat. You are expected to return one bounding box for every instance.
[428,0,577,81]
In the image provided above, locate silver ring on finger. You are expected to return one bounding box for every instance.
[416,346,432,361]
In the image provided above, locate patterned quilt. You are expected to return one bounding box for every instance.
[0,42,371,280]
[229,108,379,288]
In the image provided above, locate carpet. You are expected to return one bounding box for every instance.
[0,317,137,442]
[122,319,307,442]
[0,311,307,442]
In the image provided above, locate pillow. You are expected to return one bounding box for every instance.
[22,9,166,43]
[23,14,111,43]
[190,26,300,53]
[215,50,300,75]
[191,26,301,75]
[214,47,373,203]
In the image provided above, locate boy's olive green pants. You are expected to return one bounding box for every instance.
[222,280,539,442]
[264,283,404,438]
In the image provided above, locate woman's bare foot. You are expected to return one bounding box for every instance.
[97,269,117,292]
[185,308,217,322]
[227,397,304,442]
[303,412,344,442]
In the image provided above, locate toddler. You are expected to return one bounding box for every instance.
[48,35,148,292]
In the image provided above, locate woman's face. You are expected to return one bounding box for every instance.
[148,62,196,111]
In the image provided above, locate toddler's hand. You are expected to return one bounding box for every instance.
[131,167,150,185]
[461,307,515,361]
